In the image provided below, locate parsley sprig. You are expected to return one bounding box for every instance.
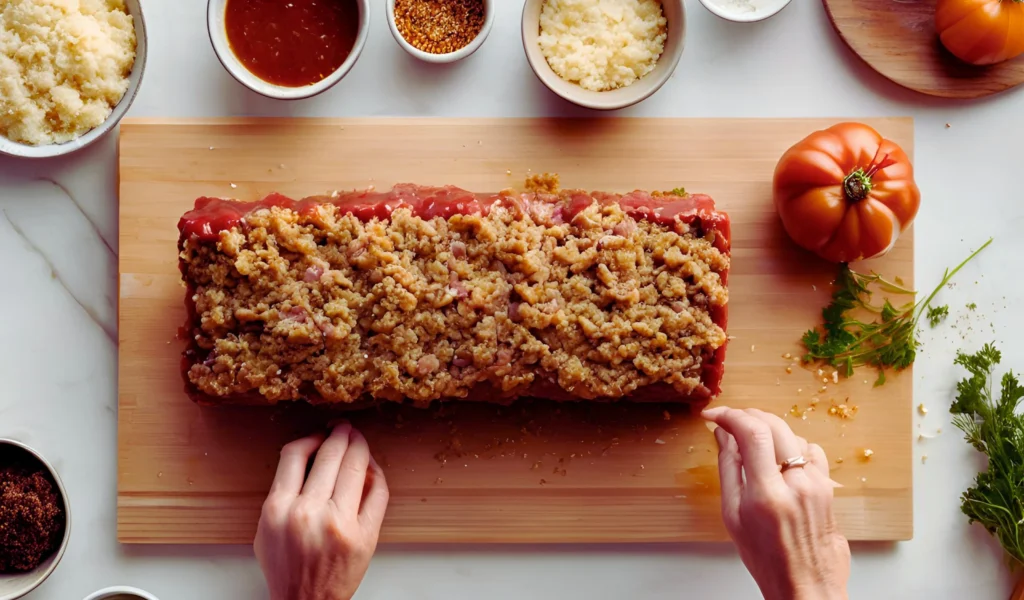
[951,344,1024,566]
[927,305,949,328]
[802,238,992,383]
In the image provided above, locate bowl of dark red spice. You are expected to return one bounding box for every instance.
[0,439,69,600]
[208,0,371,100]
[387,0,494,63]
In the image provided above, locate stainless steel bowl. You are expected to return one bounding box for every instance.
[83,586,161,600]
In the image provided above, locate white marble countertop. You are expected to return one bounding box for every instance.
[2,0,1023,598]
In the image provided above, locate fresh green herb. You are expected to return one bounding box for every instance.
[669,187,687,196]
[968,302,978,311]
[951,344,1024,566]
[927,305,949,327]
[802,238,992,381]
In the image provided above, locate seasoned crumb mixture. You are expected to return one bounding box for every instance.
[181,195,729,406]
[525,172,560,194]
[0,465,64,572]
[393,0,485,55]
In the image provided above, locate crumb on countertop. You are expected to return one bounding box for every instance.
[524,172,560,194]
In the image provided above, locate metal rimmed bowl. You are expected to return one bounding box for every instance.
[521,0,685,111]
[0,0,147,159]
[386,0,494,64]
[208,0,371,100]
[83,586,160,600]
[0,439,71,600]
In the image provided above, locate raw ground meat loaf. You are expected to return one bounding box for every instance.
[177,185,731,407]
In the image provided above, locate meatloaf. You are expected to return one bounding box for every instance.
[178,184,731,407]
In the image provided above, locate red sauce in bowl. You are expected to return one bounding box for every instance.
[224,0,360,88]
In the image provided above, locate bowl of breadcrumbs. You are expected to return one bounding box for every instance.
[0,0,147,158]
[387,0,494,64]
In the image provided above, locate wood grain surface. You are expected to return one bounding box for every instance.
[823,0,1024,99]
[118,117,914,544]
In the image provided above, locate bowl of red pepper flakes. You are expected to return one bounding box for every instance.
[387,0,495,63]
[0,439,70,600]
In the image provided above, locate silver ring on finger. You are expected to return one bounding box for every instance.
[779,455,809,473]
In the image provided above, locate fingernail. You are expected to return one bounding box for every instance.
[830,479,844,489]
[327,419,350,430]
[712,425,727,448]
[701,406,727,420]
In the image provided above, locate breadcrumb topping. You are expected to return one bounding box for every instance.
[180,195,729,406]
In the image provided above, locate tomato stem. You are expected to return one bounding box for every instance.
[865,153,897,178]
[843,169,872,202]
[843,152,897,202]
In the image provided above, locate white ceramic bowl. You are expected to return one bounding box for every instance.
[522,0,685,111]
[208,0,370,100]
[0,439,71,600]
[386,0,494,64]
[83,586,160,600]
[0,0,147,159]
[697,0,792,23]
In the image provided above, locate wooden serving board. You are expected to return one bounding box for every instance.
[823,0,1024,99]
[118,117,914,544]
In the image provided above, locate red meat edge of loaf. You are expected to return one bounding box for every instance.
[178,185,731,406]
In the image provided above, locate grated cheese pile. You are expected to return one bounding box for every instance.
[538,0,667,92]
[0,0,137,146]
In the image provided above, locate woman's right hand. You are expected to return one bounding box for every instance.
[703,406,851,600]
[255,423,389,600]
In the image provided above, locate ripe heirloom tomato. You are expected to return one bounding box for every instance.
[936,0,1024,65]
[773,122,921,264]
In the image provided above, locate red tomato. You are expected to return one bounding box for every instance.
[773,123,921,264]
[936,0,1024,66]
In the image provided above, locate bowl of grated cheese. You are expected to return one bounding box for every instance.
[522,0,685,111]
[697,0,792,23]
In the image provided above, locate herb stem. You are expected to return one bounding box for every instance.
[912,238,993,325]
[801,238,992,382]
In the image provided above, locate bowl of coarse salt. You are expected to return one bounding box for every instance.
[698,0,792,22]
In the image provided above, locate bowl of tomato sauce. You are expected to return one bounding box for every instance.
[208,0,370,100]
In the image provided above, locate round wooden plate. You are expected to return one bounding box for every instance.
[823,0,1024,99]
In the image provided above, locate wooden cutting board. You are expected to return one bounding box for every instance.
[823,0,1024,99]
[118,117,914,544]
